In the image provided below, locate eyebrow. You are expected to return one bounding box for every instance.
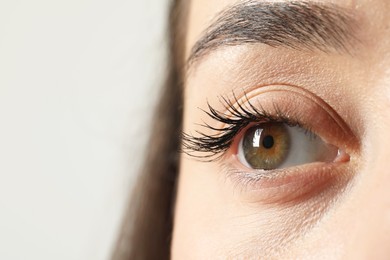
[187,1,358,69]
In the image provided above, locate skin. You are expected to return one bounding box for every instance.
[172,0,390,259]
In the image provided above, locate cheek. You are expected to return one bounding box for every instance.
[171,156,346,259]
[171,158,227,259]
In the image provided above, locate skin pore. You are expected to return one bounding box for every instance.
[172,0,390,259]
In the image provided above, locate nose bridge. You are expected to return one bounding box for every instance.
[343,123,390,258]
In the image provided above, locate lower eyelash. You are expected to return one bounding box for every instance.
[181,93,300,160]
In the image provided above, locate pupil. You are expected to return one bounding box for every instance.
[262,135,274,149]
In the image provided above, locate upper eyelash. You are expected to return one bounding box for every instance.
[181,93,301,161]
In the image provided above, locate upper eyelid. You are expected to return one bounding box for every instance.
[182,85,359,161]
[235,84,358,142]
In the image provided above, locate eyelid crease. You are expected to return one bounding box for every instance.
[236,84,359,145]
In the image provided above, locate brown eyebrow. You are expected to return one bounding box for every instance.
[187,1,359,69]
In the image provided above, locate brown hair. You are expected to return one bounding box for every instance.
[112,0,187,259]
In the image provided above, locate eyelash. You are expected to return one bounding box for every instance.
[182,93,310,160]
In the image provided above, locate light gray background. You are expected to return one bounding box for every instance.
[0,0,169,259]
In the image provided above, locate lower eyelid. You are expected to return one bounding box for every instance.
[221,153,353,205]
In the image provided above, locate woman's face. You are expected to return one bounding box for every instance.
[172,0,390,258]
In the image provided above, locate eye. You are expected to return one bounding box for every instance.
[237,123,340,170]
